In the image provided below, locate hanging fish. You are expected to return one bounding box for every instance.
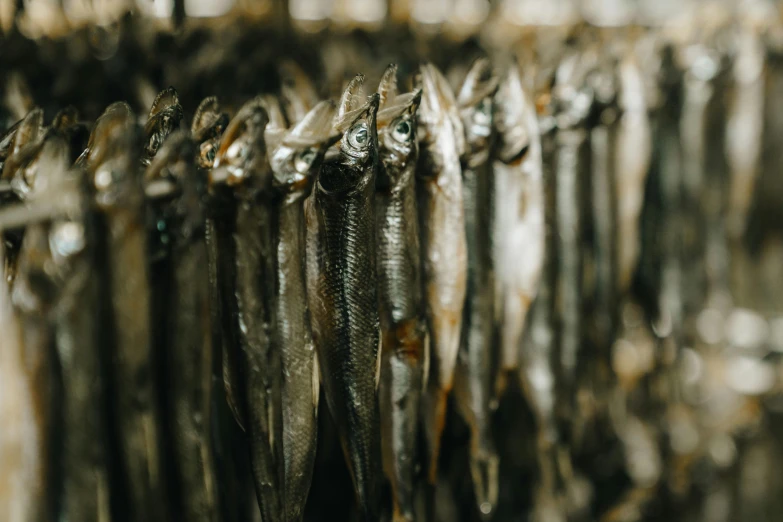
[267,99,338,522]
[373,64,426,522]
[0,132,74,522]
[450,57,500,519]
[492,59,545,399]
[81,101,168,522]
[306,76,382,520]
[415,63,467,484]
[144,131,219,522]
[211,100,284,522]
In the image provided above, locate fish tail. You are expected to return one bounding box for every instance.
[469,448,499,520]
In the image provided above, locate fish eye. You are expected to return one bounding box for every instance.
[391,118,412,143]
[347,123,369,150]
[294,148,316,173]
[206,146,216,163]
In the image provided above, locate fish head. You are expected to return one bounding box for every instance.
[1,107,44,180]
[80,101,136,169]
[319,92,379,194]
[84,103,143,210]
[211,100,270,193]
[494,61,532,164]
[191,96,230,170]
[6,133,71,199]
[415,63,465,174]
[143,87,184,166]
[280,60,320,124]
[456,58,498,160]
[145,131,205,240]
[270,100,338,200]
[376,84,422,185]
[51,106,79,131]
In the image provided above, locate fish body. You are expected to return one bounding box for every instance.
[615,54,652,293]
[450,58,500,519]
[268,100,337,522]
[415,63,467,483]
[492,60,545,397]
[145,132,218,522]
[83,102,167,522]
[211,102,284,522]
[373,65,426,522]
[307,89,382,520]
[0,239,49,522]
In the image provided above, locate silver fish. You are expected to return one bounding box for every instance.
[493,59,545,398]
[306,79,382,520]
[145,131,219,522]
[211,100,284,522]
[451,57,500,519]
[373,64,426,522]
[268,100,337,522]
[415,63,467,484]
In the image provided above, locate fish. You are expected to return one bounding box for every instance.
[144,131,219,522]
[267,99,338,522]
[193,95,250,522]
[143,87,184,167]
[82,101,168,522]
[0,132,75,522]
[10,140,110,522]
[1,107,44,285]
[0,234,48,522]
[492,59,545,398]
[306,76,382,520]
[415,63,467,483]
[191,96,229,170]
[615,53,652,294]
[211,100,284,522]
[372,64,425,522]
[450,57,500,519]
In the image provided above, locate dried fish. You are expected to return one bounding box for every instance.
[451,57,499,519]
[306,81,382,520]
[493,59,545,398]
[82,101,168,522]
[415,63,467,484]
[268,100,337,522]
[373,64,426,522]
[145,131,218,522]
[210,100,284,522]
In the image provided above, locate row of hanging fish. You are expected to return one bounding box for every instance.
[1,13,781,522]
